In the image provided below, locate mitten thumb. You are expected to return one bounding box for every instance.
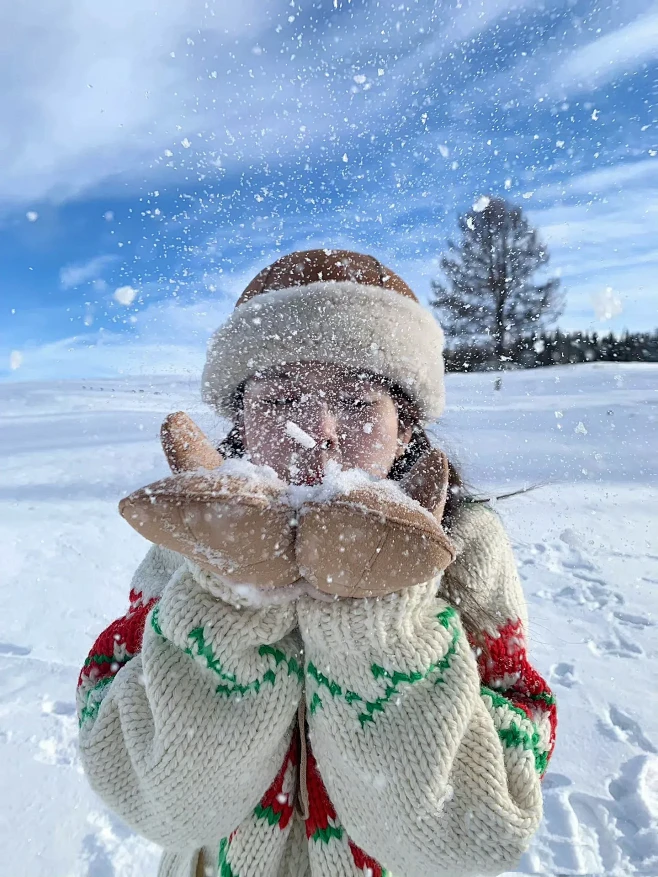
[399,448,450,520]
[160,412,224,473]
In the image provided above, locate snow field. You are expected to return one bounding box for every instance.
[0,363,656,876]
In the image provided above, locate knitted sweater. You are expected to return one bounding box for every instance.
[77,503,556,877]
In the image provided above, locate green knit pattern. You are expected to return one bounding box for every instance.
[528,690,557,707]
[217,837,237,877]
[480,686,549,775]
[83,651,134,670]
[253,802,283,828]
[78,676,114,728]
[150,607,303,698]
[304,606,548,773]
[150,603,163,636]
[312,822,345,843]
[306,606,460,728]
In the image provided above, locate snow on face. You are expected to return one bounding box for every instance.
[285,419,316,449]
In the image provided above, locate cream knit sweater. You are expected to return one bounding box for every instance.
[77,503,556,877]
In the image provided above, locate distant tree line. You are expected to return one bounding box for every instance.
[443,329,658,372]
[431,196,656,372]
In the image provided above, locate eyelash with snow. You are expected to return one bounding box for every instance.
[339,398,373,410]
[262,397,375,410]
[262,398,373,410]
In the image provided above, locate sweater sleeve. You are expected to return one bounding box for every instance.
[443,504,557,771]
[77,545,304,851]
[297,578,550,877]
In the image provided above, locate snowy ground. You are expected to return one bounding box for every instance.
[1,363,657,877]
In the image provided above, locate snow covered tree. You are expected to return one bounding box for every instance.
[431,197,562,363]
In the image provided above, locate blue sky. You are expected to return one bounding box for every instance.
[1,0,657,381]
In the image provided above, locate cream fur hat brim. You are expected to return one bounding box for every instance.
[202,279,445,421]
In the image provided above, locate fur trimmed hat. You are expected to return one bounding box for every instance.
[202,249,446,421]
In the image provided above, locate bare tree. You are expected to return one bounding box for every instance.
[431,198,563,363]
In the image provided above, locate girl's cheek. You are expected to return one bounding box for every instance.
[339,419,370,449]
[248,426,288,464]
[341,420,393,461]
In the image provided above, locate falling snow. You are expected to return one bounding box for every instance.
[2,1,657,874]
[592,286,624,322]
[114,286,138,306]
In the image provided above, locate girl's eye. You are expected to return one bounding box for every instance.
[339,398,372,410]
[264,398,297,409]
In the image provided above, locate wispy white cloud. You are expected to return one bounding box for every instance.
[526,166,658,329]
[473,2,658,109]
[0,0,571,210]
[558,159,658,196]
[512,158,655,213]
[59,254,117,289]
[546,10,658,95]
[0,0,286,206]
[533,183,658,260]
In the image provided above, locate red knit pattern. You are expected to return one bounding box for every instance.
[305,737,385,874]
[472,619,557,760]
[77,591,159,690]
[348,840,386,877]
[257,730,300,831]
[304,742,338,840]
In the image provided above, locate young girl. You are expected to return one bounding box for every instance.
[77,249,556,877]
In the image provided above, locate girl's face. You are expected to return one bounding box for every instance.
[240,361,414,485]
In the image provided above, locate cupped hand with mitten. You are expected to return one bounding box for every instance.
[119,412,301,589]
[295,447,455,597]
[119,413,455,599]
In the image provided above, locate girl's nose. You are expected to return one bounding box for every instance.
[299,405,339,485]
[310,400,339,452]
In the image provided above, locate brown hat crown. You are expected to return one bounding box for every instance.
[236,248,417,306]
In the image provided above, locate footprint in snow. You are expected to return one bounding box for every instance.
[550,662,578,688]
[608,755,658,874]
[553,578,622,610]
[591,623,644,659]
[538,778,616,875]
[538,766,652,876]
[80,810,159,877]
[34,697,79,768]
[542,771,572,790]
[0,642,32,657]
[598,705,657,754]
[569,791,621,874]
[614,611,655,629]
